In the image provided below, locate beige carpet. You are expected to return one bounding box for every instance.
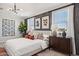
[37,49,67,56]
[0,48,67,56]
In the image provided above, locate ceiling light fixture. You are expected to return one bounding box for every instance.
[8,3,23,14]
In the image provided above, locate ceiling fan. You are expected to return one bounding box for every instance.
[8,3,23,14]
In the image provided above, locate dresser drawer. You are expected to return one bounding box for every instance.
[49,36,72,55]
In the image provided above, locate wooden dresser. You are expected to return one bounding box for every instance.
[49,36,72,55]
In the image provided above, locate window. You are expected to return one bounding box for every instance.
[2,19,15,36]
[53,9,68,29]
[27,18,34,31]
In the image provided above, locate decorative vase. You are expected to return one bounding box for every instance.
[62,31,66,38]
[52,31,57,37]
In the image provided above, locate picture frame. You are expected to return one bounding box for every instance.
[35,18,41,29]
[42,16,49,29]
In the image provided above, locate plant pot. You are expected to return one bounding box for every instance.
[22,32,26,37]
[52,31,57,37]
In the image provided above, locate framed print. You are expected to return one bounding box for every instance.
[42,16,49,29]
[35,18,40,29]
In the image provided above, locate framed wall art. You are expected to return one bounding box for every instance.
[35,18,41,29]
[42,16,49,29]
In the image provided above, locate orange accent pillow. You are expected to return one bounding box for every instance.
[25,35,34,40]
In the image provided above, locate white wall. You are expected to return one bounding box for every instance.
[0,11,24,42]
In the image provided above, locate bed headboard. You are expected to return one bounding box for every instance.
[32,30,51,36]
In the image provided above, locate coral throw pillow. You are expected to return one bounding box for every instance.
[25,35,34,40]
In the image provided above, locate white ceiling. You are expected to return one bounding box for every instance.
[0,3,70,18]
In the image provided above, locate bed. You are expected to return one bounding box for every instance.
[4,38,48,56]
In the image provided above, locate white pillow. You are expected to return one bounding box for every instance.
[43,34,49,40]
[34,33,38,39]
[43,34,49,38]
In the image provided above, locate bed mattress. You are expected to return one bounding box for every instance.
[4,38,48,56]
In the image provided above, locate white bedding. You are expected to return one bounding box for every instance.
[4,38,48,56]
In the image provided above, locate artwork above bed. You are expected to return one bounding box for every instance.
[42,16,49,29]
[34,16,50,30]
[33,12,51,30]
[35,18,41,29]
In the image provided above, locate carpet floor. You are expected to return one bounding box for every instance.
[37,49,67,56]
[0,48,67,56]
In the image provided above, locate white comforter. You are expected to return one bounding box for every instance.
[5,38,48,56]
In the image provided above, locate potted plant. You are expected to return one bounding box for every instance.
[18,21,27,37]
